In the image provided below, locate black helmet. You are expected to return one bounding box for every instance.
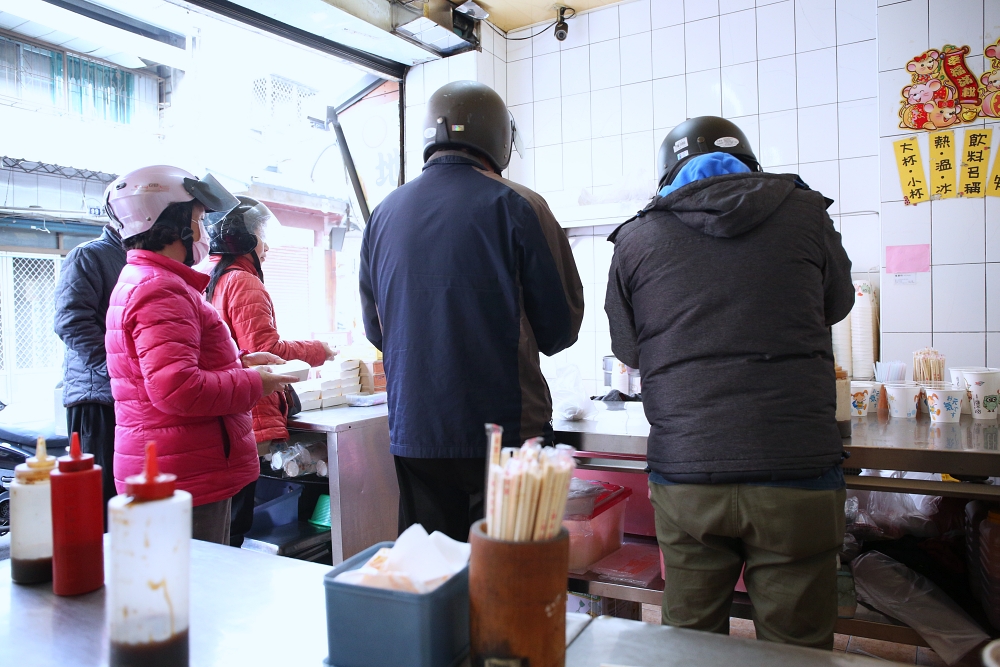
[423,80,521,172]
[656,116,760,188]
[208,196,272,256]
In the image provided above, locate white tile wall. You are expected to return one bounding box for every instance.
[405,0,883,385]
[876,0,999,367]
[988,198,1000,264]
[933,333,986,369]
[756,1,796,59]
[720,10,757,66]
[795,0,837,51]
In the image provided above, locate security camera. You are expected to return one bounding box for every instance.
[554,7,570,41]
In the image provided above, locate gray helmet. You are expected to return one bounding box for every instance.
[657,116,760,187]
[423,80,521,172]
[207,196,272,256]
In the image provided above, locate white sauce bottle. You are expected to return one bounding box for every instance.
[10,437,56,584]
[108,442,192,667]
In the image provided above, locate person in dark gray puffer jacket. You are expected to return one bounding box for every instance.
[606,116,854,650]
[54,224,126,511]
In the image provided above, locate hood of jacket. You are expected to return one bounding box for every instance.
[656,172,800,239]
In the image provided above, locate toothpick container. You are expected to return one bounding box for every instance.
[468,519,569,667]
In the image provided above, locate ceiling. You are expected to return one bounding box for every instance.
[475,0,622,33]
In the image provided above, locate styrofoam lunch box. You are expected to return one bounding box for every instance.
[323,541,470,667]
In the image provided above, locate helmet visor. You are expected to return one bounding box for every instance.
[182,173,240,214]
[511,112,524,159]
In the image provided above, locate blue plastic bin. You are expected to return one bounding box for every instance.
[323,542,470,667]
[251,485,302,530]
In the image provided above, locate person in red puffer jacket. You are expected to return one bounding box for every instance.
[104,166,298,544]
[202,197,337,545]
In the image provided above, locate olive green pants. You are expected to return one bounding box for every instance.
[649,481,845,650]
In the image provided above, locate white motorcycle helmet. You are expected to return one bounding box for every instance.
[104,165,239,240]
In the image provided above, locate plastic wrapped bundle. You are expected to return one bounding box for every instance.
[832,312,853,377]
[853,551,988,665]
[851,281,878,380]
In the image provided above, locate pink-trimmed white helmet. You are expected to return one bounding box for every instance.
[104,165,239,239]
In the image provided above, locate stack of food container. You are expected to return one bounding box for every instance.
[360,359,386,394]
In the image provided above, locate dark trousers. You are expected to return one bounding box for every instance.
[393,456,486,543]
[229,479,257,548]
[66,402,117,526]
[649,481,846,649]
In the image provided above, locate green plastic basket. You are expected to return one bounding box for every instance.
[309,494,332,528]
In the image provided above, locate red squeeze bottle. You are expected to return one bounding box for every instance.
[51,432,105,596]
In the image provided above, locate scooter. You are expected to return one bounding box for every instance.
[0,439,41,538]
[0,475,9,537]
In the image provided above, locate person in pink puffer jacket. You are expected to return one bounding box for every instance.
[104,165,296,544]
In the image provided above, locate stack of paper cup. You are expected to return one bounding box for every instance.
[951,367,988,415]
[965,369,1000,421]
[832,313,853,378]
[851,282,877,381]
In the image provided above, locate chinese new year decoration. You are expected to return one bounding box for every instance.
[898,40,1000,130]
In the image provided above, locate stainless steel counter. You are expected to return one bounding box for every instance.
[1,539,331,666]
[288,404,390,433]
[566,616,899,666]
[1,544,897,667]
[288,405,396,564]
[0,535,595,667]
[555,403,1000,499]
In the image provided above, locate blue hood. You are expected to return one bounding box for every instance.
[658,152,750,197]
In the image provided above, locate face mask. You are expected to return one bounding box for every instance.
[189,219,210,266]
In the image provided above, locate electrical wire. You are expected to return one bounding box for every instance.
[486,7,576,41]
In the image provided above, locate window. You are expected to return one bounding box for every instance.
[0,36,63,106]
[0,33,157,127]
[0,252,64,425]
[251,75,318,133]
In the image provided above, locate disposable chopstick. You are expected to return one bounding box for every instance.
[482,427,575,542]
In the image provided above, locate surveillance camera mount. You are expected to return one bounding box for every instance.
[554,6,572,42]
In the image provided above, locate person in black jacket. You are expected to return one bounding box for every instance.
[360,81,584,542]
[53,223,126,513]
[606,116,854,649]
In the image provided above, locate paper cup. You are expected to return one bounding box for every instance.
[849,382,872,416]
[951,367,987,415]
[611,359,630,394]
[885,384,921,419]
[920,381,955,415]
[965,369,1000,421]
[924,387,964,423]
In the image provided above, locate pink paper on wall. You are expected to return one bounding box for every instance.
[885,244,931,273]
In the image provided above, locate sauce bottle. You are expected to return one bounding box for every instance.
[108,442,192,667]
[51,432,105,595]
[9,437,56,584]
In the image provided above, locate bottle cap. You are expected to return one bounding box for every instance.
[989,511,1000,524]
[57,432,96,472]
[125,442,176,501]
[14,437,56,482]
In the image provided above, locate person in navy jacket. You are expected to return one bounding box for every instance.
[360,81,584,541]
